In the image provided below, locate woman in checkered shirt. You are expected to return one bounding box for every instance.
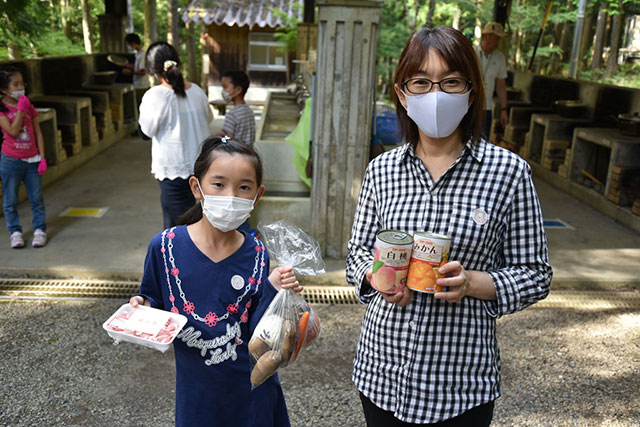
[346,26,552,426]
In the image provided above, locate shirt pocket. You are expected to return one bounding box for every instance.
[447,203,492,265]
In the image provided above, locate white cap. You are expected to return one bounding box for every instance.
[482,22,508,37]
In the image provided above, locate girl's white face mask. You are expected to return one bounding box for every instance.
[10,90,25,100]
[197,179,256,232]
[401,89,471,138]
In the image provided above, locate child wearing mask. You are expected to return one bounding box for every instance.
[130,136,299,426]
[216,71,256,145]
[0,66,48,248]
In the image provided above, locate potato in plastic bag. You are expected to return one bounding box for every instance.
[249,289,321,388]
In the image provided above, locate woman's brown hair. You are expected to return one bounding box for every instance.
[393,26,485,146]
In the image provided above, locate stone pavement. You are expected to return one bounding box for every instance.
[0,135,638,290]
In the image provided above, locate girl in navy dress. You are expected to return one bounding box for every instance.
[130,136,301,427]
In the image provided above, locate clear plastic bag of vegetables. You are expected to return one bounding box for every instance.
[248,221,324,388]
[249,290,321,387]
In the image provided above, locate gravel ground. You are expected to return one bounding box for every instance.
[0,300,638,426]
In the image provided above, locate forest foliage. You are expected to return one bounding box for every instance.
[1,0,639,91]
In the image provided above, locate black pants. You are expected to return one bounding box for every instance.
[359,392,494,427]
[159,178,195,229]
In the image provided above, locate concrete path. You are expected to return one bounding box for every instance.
[0,136,638,289]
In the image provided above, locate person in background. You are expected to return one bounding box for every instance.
[347,26,552,426]
[475,22,509,140]
[0,67,48,248]
[216,71,256,146]
[122,33,150,110]
[138,42,213,229]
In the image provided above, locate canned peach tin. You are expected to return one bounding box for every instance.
[406,232,451,293]
[371,230,414,294]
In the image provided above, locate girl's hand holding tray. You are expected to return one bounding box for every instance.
[248,220,325,388]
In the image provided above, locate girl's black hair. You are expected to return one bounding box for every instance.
[145,42,186,97]
[0,66,21,113]
[178,136,264,226]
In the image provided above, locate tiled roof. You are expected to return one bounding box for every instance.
[181,0,303,28]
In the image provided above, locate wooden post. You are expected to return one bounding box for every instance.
[311,0,382,258]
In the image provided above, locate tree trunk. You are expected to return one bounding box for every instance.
[127,0,134,33]
[61,0,72,39]
[606,1,624,75]
[7,43,21,60]
[49,0,57,29]
[591,4,607,71]
[167,0,179,47]
[514,28,522,68]
[558,21,570,71]
[452,5,461,30]
[403,0,423,32]
[579,5,594,68]
[81,0,93,53]
[403,0,412,32]
[474,1,483,45]
[200,23,208,89]
[426,0,436,28]
[549,19,563,74]
[144,0,158,47]
[186,21,198,84]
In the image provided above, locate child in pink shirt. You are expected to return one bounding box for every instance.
[0,66,48,248]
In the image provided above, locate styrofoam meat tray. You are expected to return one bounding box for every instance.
[103,303,188,352]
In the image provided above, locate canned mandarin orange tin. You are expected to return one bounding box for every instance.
[406,232,451,293]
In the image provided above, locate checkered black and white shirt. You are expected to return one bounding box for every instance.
[346,140,552,423]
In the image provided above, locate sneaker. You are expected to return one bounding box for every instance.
[32,229,47,248]
[10,231,25,249]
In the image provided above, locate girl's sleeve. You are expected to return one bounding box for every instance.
[346,164,378,304]
[484,164,553,318]
[138,233,166,309]
[138,90,162,138]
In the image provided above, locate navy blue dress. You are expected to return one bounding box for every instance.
[139,225,290,427]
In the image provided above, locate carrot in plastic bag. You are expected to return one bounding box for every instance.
[292,311,310,362]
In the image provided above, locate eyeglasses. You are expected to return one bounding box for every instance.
[402,77,471,95]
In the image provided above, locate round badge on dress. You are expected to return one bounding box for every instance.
[472,208,489,225]
[231,275,245,290]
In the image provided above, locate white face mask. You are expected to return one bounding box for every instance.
[197,179,256,232]
[402,89,471,138]
[10,90,25,99]
[221,90,233,103]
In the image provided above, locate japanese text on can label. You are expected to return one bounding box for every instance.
[371,231,413,294]
[406,234,450,293]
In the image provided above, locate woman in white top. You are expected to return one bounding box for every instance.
[139,42,213,228]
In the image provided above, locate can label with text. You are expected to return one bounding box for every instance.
[406,232,451,293]
[371,230,414,294]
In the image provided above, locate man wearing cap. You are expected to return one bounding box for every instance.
[476,22,509,140]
